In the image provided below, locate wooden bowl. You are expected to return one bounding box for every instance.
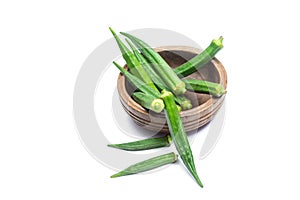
[117,46,227,133]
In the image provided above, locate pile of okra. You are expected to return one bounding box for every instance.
[107,28,225,188]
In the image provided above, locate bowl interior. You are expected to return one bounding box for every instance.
[125,48,221,107]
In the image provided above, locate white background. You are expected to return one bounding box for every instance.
[1,0,300,199]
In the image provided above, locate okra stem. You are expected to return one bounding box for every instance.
[132,92,164,113]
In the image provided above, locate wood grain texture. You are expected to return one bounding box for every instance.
[117,46,227,133]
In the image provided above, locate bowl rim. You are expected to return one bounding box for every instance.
[117,45,227,117]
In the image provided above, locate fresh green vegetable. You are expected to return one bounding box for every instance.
[132,91,180,112]
[109,27,159,93]
[125,38,167,91]
[111,152,178,178]
[108,135,172,151]
[125,38,192,110]
[113,61,161,98]
[120,32,186,95]
[183,78,226,97]
[176,96,192,110]
[132,92,164,113]
[114,61,185,112]
[161,90,203,188]
[114,61,180,113]
[174,36,224,77]
[176,105,182,112]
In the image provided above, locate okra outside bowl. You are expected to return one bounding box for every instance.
[117,46,227,133]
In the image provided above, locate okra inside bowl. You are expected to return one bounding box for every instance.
[117,46,227,133]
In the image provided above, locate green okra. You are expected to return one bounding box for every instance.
[109,27,159,93]
[176,105,182,113]
[125,38,192,110]
[132,91,180,113]
[132,92,164,113]
[120,32,186,95]
[107,135,172,151]
[125,38,168,91]
[176,96,192,110]
[111,152,178,178]
[161,90,203,188]
[183,78,226,97]
[174,36,224,77]
[113,61,161,98]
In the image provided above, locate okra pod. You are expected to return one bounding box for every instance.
[174,36,224,77]
[176,96,192,110]
[183,78,226,97]
[113,61,161,98]
[111,152,178,178]
[120,32,186,95]
[125,38,168,91]
[109,27,159,93]
[161,90,203,188]
[126,38,192,110]
[132,92,164,113]
[107,135,172,151]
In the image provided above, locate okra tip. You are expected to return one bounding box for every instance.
[109,27,117,36]
[112,61,122,71]
[125,38,139,53]
[185,162,204,188]
[110,172,123,178]
[107,144,119,149]
[125,38,133,47]
[119,32,127,36]
[196,176,204,188]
